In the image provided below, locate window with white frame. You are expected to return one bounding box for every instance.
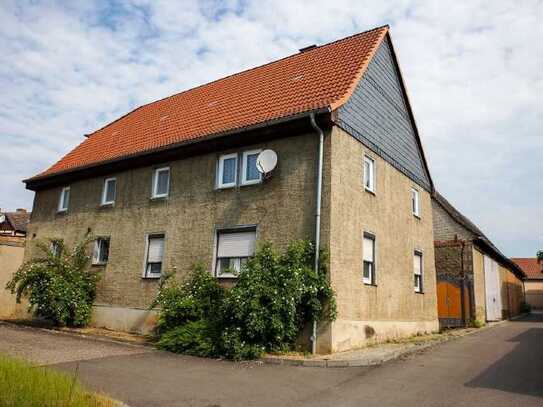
[92,237,110,265]
[152,167,170,198]
[144,234,165,278]
[414,251,423,292]
[363,233,376,285]
[363,156,375,192]
[101,178,117,205]
[411,188,420,217]
[215,228,256,278]
[58,187,70,212]
[217,153,238,188]
[241,150,262,185]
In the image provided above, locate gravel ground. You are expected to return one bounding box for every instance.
[0,322,151,365]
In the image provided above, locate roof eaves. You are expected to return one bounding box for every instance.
[24,107,331,188]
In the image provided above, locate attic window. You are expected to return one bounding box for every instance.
[291,74,304,82]
[159,115,169,121]
[208,101,218,107]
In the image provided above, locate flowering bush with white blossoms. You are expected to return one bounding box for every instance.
[153,240,336,360]
[6,235,100,327]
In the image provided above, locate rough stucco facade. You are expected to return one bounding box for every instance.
[26,131,327,334]
[320,127,437,352]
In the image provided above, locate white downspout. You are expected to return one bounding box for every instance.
[310,112,324,355]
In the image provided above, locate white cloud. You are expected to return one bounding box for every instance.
[0,0,541,256]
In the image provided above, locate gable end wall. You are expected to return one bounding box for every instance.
[336,37,431,191]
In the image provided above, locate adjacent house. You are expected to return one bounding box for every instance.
[0,208,30,236]
[432,193,525,327]
[0,209,31,319]
[23,25,439,353]
[512,257,543,309]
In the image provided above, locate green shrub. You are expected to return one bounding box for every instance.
[219,241,336,358]
[157,320,217,357]
[152,240,336,360]
[520,301,532,314]
[471,319,484,328]
[152,263,225,335]
[6,235,100,327]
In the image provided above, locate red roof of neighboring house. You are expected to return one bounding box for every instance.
[30,26,388,181]
[512,258,543,280]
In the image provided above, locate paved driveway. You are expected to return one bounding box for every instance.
[1,314,543,407]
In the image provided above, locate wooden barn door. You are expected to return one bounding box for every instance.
[437,278,464,328]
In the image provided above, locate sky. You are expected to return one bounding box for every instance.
[0,0,541,257]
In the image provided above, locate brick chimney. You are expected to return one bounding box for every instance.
[16,208,27,213]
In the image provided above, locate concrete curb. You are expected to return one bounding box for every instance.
[0,320,155,351]
[262,317,524,368]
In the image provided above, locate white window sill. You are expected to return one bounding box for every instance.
[364,187,375,195]
[241,179,262,186]
[91,262,108,267]
[142,275,161,280]
[150,195,168,200]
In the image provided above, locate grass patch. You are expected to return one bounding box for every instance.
[0,353,118,407]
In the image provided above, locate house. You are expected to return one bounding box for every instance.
[512,257,543,309]
[0,209,31,319]
[23,25,439,353]
[432,192,525,327]
[0,208,30,236]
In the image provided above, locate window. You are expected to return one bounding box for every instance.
[92,238,110,265]
[218,153,238,188]
[414,251,423,293]
[58,187,70,212]
[363,233,375,285]
[363,156,375,192]
[144,234,165,278]
[152,167,170,198]
[215,228,256,278]
[411,188,420,217]
[101,178,117,205]
[50,240,61,257]
[241,150,262,185]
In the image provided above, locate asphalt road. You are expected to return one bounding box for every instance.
[1,313,542,407]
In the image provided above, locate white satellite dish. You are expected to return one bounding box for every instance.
[0,214,5,223]
[256,149,278,175]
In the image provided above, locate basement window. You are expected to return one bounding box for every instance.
[58,186,70,212]
[215,228,256,278]
[363,156,375,193]
[144,234,165,278]
[101,177,117,205]
[152,167,170,198]
[411,188,420,217]
[92,238,110,265]
[414,251,423,293]
[363,233,376,285]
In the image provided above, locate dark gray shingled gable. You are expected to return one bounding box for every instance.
[337,37,432,191]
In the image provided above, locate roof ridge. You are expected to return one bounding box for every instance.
[86,25,390,138]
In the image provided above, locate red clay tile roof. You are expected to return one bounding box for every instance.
[31,26,388,180]
[512,258,543,280]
